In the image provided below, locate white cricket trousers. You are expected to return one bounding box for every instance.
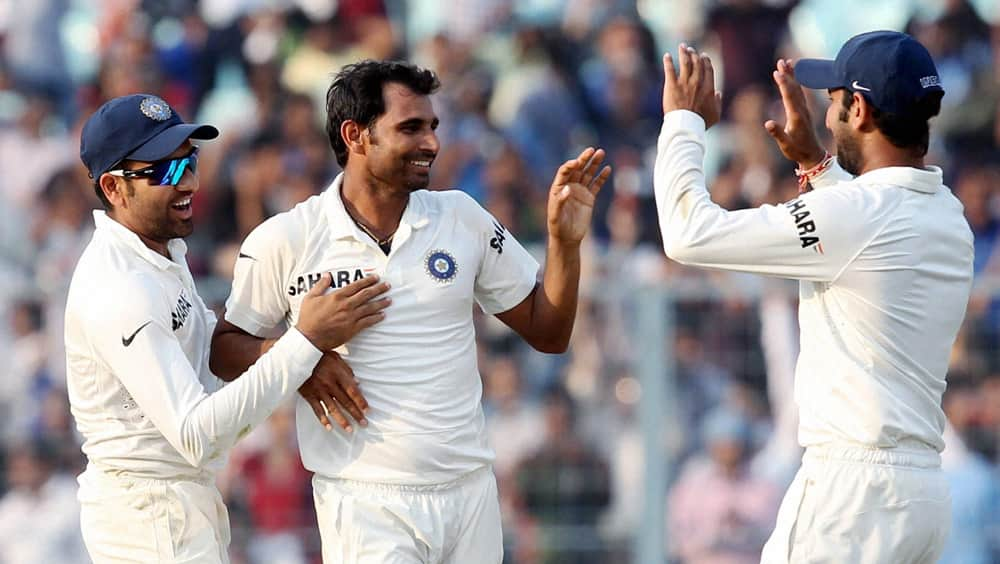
[760,442,951,564]
[77,465,231,563]
[313,466,503,563]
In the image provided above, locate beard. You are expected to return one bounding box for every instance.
[834,112,863,176]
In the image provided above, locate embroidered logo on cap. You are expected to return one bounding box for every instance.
[140,96,172,121]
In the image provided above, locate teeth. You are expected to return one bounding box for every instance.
[410,161,431,167]
[173,197,192,208]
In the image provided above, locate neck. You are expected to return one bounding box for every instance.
[340,170,409,240]
[858,140,926,175]
[108,210,171,258]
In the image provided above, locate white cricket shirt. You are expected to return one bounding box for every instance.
[225,174,540,484]
[65,211,323,480]
[654,110,974,452]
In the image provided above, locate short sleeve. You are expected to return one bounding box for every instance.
[225,216,297,336]
[451,193,540,314]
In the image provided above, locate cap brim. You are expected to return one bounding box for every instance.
[127,123,219,162]
[794,59,842,90]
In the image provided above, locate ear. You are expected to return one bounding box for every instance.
[341,120,367,159]
[851,92,876,132]
[98,173,127,209]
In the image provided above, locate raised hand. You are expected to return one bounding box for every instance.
[295,273,391,351]
[299,351,368,432]
[547,147,612,243]
[663,43,722,128]
[763,59,827,168]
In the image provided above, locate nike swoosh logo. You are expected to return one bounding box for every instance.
[238,252,256,261]
[851,80,872,92]
[122,321,152,347]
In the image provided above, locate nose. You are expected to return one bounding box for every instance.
[422,130,440,156]
[175,167,199,194]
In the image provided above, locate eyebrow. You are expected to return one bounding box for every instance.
[397,117,439,129]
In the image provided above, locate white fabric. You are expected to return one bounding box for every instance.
[78,464,231,563]
[65,210,323,481]
[312,467,502,564]
[654,110,974,452]
[225,174,540,485]
[760,443,950,563]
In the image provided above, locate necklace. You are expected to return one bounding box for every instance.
[346,209,395,248]
[355,219,394,247]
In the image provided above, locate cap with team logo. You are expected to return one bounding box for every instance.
[80,94,219,179]
[794,30,944,115]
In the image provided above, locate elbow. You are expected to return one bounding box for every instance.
[530,333,571,354]
[208,351,236,382]
[662,236,694,265]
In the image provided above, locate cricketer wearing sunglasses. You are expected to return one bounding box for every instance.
[65,94,390,563]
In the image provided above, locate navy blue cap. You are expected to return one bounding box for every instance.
[795,31,944,115]
[80,94,218,179]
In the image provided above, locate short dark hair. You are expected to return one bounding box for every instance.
[325,60,440,167]
[840,90,943,156]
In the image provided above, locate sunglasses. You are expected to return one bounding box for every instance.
[108,148,199,186]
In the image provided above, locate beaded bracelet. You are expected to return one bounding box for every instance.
[794,152,834,193]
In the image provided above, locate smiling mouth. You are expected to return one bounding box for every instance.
[171,197,192,211]
[409,160,432,168]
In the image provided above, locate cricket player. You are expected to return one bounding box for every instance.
[654,32,973,563]
[209,60,611,563]
[65,94,390,562]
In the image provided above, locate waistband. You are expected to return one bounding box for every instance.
[804,441,941,469]
[80,462,216,488]
[315,465,491,493]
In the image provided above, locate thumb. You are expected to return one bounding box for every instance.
[305,272,332,297]
[763,120,789,144]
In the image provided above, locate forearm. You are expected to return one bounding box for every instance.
[179,328,320,465]
[209,323,278,381]
[530,235,582,353]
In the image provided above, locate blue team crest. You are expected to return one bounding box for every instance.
[425,249,457,283]
[140,96,172,121]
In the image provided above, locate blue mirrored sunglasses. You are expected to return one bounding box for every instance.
[108,148,199,186]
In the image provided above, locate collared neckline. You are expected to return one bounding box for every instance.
[324,172,431,242]
[853,165,943,194]
[93,210,187,270]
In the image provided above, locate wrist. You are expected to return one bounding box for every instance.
[794,151,834,193]
[798,150,828,171]
[547,233,583,250]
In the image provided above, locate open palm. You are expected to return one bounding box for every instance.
[547,147,612,243]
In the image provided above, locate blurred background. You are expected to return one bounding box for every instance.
[1,0,999,562]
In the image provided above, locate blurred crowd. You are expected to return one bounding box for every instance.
[1,0,1000,563]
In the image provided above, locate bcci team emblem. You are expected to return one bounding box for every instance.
[425,249,457,283]
[140,96,172,121]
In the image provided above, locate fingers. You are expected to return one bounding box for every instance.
[304,396,333,431]
[702,53,716,96]
[589,165,612,196]
[355,297,391,320]
[321,399,353,431]
[551,158,581,191]
[663,53,677,88]
[346,280,391,308]
[690,45,702,85]
[336,274,382,298]
[305,272,332,297]
[579,148,606,186]
[773,59,809,125]
[763,119,790,145]
[678,43,693,82]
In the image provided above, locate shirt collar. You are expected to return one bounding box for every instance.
[324,172,431,241]
[853,165,943,194]
[92,210,187,270]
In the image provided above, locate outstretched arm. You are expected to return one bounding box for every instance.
[496,147,611,353]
